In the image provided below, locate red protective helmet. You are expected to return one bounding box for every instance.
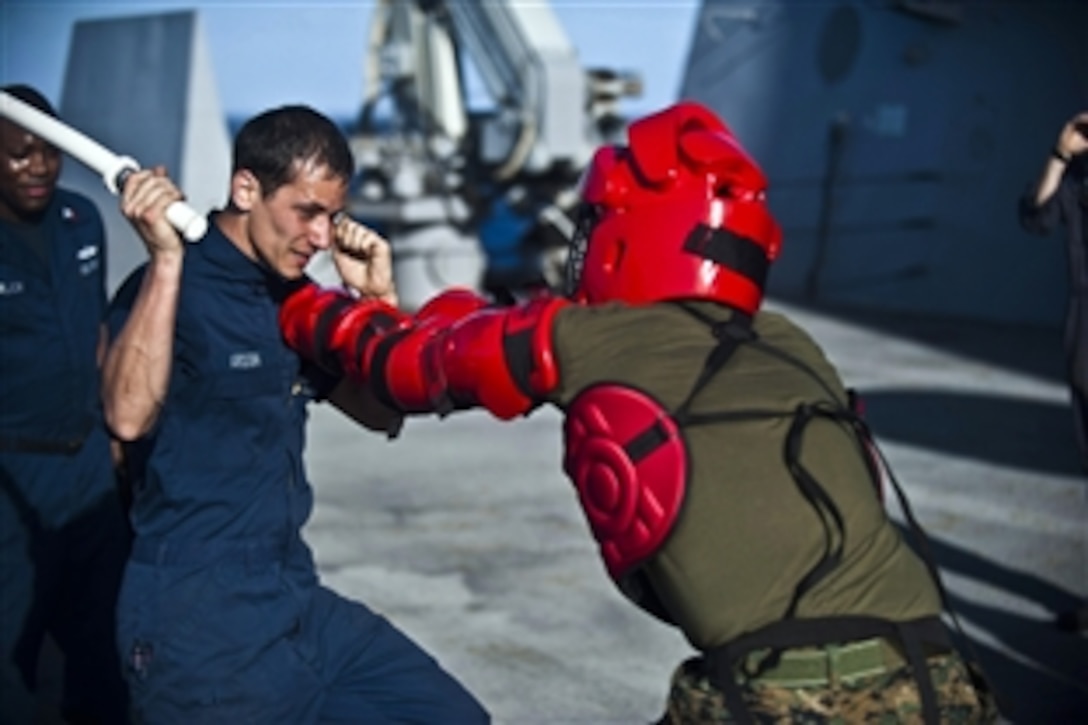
[566,101,782,313]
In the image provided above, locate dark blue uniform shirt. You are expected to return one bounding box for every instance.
[108,218,336,545]
[0,189,105,448]
[0,189,131,724]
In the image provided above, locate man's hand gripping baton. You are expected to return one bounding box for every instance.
[0,90,207,242]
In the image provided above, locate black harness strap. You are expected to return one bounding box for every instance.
[870,440,1004,714]
[675,303,855,621]
[781,403,848,619]
[671,303,755,426]
[746,335,847,406]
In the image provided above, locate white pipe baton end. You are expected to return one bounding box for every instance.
[105,156,140,195]
[165,201,208,243]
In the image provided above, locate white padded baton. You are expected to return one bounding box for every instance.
[0,90,207,242]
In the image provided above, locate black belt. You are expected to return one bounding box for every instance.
[0,431,89,454]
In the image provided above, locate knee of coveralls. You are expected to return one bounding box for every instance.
[51,487,131,722]
[302,587,490,725]
[117,541,329,724]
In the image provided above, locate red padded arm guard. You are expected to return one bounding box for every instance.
[423,295,568,418]
[280,284,568,419]
[379,293,568,419]
[364,289,492,413]
[279,283,410,380]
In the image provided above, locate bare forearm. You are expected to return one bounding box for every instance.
[1035,115,1088,206]
[1033,156,1067,207]
[103,253,183,440]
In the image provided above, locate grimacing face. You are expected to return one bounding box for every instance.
[243,158,348,280]
[0,117,61,223]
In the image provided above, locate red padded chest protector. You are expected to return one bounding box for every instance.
[562,384,689,580]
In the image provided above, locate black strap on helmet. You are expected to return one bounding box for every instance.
[682,224,771,292]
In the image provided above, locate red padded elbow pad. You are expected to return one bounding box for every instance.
[371,289,491,413]
[505,295,566,395]
[436,310,532,419]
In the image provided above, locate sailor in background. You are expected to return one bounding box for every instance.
[0,83,130,724]
[1019,110,1088,635]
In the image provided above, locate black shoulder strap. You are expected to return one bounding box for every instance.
[670,303,849,607]
[672,302,755,423]
[868,441,1008,714]
[781,403,849,617]
[673,301,849,414]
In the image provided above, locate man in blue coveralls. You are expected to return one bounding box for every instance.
[102,104,488,723]
[0,85,131,723]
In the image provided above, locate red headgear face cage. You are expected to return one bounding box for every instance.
[565,101,781,313]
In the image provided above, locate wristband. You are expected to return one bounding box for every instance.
[1052,146,1071,164]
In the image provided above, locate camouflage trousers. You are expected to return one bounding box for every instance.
[662,651,998,724]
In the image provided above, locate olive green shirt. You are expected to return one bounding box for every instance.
[550,300,941,650]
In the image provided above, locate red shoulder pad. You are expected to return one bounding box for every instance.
[564,384,688,580]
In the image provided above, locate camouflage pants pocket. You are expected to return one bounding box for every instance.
[663,653,998,724]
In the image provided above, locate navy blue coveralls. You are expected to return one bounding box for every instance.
[108,220,487,724]
[1020,163,1088,473]
[0,189,130,722]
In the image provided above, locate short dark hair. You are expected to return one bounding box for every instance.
[232,105,354,196]
[1,84,58,119]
